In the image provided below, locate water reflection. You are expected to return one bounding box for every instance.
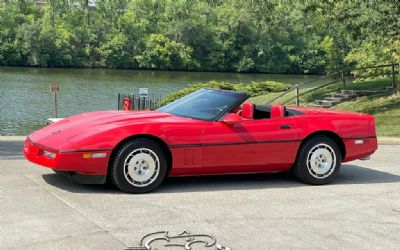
[0,67,321,135]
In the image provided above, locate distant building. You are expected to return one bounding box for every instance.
[35,1,47,6]
[88,0,96,8]
[34,1,96,8]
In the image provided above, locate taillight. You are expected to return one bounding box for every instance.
[42,150,57,159]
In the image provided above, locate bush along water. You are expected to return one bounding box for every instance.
[158,81,290,106]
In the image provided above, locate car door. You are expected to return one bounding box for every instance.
[201,116,300,174]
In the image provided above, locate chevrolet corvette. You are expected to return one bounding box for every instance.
[24,88,378,193]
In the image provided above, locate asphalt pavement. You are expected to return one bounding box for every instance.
[1,141,399,249]
[0,141,24,160]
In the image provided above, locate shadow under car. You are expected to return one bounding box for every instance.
[41,164,400,194]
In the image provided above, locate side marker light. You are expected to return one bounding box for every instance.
[83,153,107,158]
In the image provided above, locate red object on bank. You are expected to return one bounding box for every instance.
[122,97,132,111]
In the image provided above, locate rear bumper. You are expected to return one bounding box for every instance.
[343,136,378,162]
[23,138,111,176]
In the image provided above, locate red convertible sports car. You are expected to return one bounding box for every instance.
[24,88,378,193]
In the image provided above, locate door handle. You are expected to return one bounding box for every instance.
[280,124,291,129]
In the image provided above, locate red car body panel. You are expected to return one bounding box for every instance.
[201,117,300,174]
[24,105,378,181]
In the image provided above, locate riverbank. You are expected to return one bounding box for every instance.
[0,65,328,75]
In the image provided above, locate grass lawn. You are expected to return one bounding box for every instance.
[250,77,400,137]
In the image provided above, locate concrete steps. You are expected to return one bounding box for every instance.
[324,97,346,102]
[307,103,332,108]
[308,89,390,108]
[315,99,340,106]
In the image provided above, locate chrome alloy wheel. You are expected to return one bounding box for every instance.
[306,143,337,179]
[123,148,160,187]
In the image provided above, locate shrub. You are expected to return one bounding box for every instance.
[158,80,290,106]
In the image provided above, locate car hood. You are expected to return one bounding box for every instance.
[28,110,173,150]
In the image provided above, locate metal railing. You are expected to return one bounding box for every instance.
[265,62,399,106]
[117,93,166,110]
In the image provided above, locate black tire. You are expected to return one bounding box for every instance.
[292,136,342,185]
[110,138,168,193]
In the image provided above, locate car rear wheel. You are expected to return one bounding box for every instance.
[110,138,168,193]
[292,136,342,185]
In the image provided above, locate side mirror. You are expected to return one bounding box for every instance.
[221,113,242,125]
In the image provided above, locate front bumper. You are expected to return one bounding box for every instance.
[23,138,111,176]
[54,170,106,184]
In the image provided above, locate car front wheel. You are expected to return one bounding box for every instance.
[292,136,342,185]
[110,138,168,193]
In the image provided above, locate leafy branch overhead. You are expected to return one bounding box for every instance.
[0,0,399,73]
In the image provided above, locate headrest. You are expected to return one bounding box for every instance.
[270,105,286,118]
[241,102,254,119]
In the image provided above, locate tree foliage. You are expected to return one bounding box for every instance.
[0,0,398,73]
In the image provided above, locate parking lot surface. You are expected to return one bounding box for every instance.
[1,142,399,249]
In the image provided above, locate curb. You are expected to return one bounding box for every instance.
[378,137,400,145]
[0,136,26,142]
[1,136,400,145]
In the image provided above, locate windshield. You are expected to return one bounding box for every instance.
[158,89,247,121]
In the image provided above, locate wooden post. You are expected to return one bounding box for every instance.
[341,71,346,89]
[397,62,400,95]
[392,63,396,90]
[54,92,58,118]
[117,93,120,110]
[131,94,135,110]
[295,84,300,106]
[50,83,60,117]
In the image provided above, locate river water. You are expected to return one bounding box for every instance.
[0,67,321,135]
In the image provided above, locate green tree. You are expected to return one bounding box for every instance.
[0,0,398,73]
[134,33,192,70]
